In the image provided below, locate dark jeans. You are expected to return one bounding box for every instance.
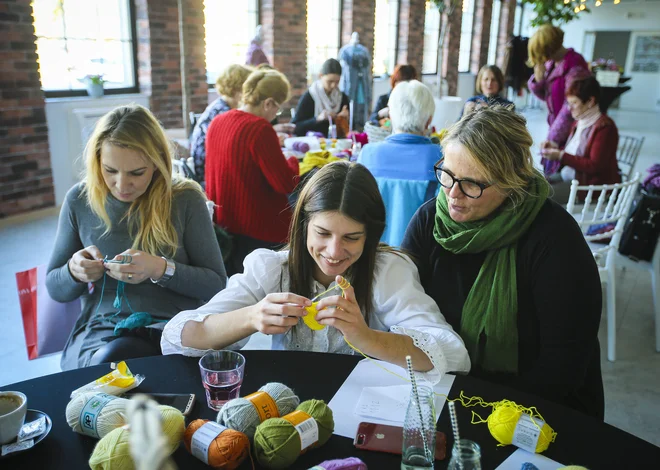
[227,233,283,277]
[90,328,163,366]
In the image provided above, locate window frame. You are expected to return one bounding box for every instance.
[372,0,401,78]
[205,0,261,88]
[39,0,140,99]
[421,1,442,75]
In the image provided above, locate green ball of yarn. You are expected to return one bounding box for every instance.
[253,399,334,470]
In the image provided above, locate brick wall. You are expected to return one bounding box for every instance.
[442,0,463,96]
[0,0,54,218]
[470,0,493,74]
[135,0,207,130]
[396,0,426,73]
[341,0,376,60]
[496,0,516,69]
[261,0,307,111]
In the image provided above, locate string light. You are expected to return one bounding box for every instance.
[569,0,622,13]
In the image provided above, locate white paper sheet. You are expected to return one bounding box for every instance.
[328,358,455,439]
[494,449,564,470]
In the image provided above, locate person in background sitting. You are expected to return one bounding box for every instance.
[526,24,590,177]
[459,65,513,119]
[402,106,604,418]
[541,75,621,203]
[369,64,418,123]
[47,104,227,370]
[162,161,471,381]
[190,64,253,185]
[292,59,350,137]
[359,80,438,182]
[205,69,300,276]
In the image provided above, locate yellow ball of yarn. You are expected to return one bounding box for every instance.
[88,405,184,470]
[487,403,555,453]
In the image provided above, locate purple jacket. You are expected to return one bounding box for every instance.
[245,40,269,67]
[528,49,589,175]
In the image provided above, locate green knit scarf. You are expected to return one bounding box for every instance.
[433,174,549,373]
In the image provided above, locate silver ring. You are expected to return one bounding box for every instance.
[127,273,133,280]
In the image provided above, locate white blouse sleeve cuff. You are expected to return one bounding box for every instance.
[160,310,249,357]
[390,325,471,385]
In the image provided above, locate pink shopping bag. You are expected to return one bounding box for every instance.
[16,265,81,360]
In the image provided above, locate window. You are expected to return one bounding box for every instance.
[487,0,501,65]
[307,0,341,83]
[32,0,137,96]
[204,0,259,85]
[513,2,522,36]
[422,1,441,74]
[373,0,399,76]
[458,0,475,73]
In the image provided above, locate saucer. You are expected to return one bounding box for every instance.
[0,409,52,459]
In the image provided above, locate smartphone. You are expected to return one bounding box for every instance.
[124,393,196,416]
[354,422,447,461]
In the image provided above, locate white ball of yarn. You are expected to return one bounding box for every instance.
[66,392,129,439]
[217,382,299,439]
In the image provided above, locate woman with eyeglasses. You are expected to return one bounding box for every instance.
[401,106,604,419]
[205,69,300,276]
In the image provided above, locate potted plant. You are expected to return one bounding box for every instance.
[82,74,106,98]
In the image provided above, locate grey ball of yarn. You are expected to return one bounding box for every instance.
[216,382,300,439]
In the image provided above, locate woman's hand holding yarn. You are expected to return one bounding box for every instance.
[68,245,105,283]
[337,105,349,119]
[250,292,311,335]
[103,249,166,284]
[314,277,369,344]
[316,109,330,122]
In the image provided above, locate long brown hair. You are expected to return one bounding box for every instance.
[287,161,388,318]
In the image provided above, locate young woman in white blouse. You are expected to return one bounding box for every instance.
[161,161,470,377]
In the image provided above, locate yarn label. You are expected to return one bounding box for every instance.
[79,393,116,438]
[512,413,545,453]
[283,410,318,452]
[191,421,227,465]
[246,391,280,422]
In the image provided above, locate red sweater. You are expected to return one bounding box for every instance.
[205,109,299,243]
[561,115,621,187]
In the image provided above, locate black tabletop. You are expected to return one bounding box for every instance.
[1,351,658,469]
[599,85,632,113]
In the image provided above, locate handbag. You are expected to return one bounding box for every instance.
[618,189,660,261]
[16,265,82,360]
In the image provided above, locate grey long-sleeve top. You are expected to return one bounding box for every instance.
[46,183,227,322]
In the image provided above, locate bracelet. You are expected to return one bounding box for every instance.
[151,257,175,286]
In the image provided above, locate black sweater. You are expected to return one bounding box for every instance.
[401,198,605,419]
[291,90,350,137]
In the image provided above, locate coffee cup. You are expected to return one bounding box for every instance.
[0,391,27,445]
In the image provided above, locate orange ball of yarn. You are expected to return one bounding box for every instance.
[183,419,250,470]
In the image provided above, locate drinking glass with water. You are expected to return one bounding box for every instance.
[198,350,246,411]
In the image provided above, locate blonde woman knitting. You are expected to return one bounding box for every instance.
[46,104,227,370]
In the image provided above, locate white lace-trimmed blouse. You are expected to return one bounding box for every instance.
[161,249,471,383]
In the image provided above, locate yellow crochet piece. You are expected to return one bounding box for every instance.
[299,150,342,176]
[302,277,351,330]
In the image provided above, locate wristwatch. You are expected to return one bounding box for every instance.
[151,257,175,286]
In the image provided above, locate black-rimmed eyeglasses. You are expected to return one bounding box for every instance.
[434,161,493,199]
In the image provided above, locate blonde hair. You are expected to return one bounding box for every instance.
[441,106,545,207]
[242,69,291,106]
[215,64,253,97]
[527,25,564,66]
[475,65,504,95]
[83,104,205,258]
